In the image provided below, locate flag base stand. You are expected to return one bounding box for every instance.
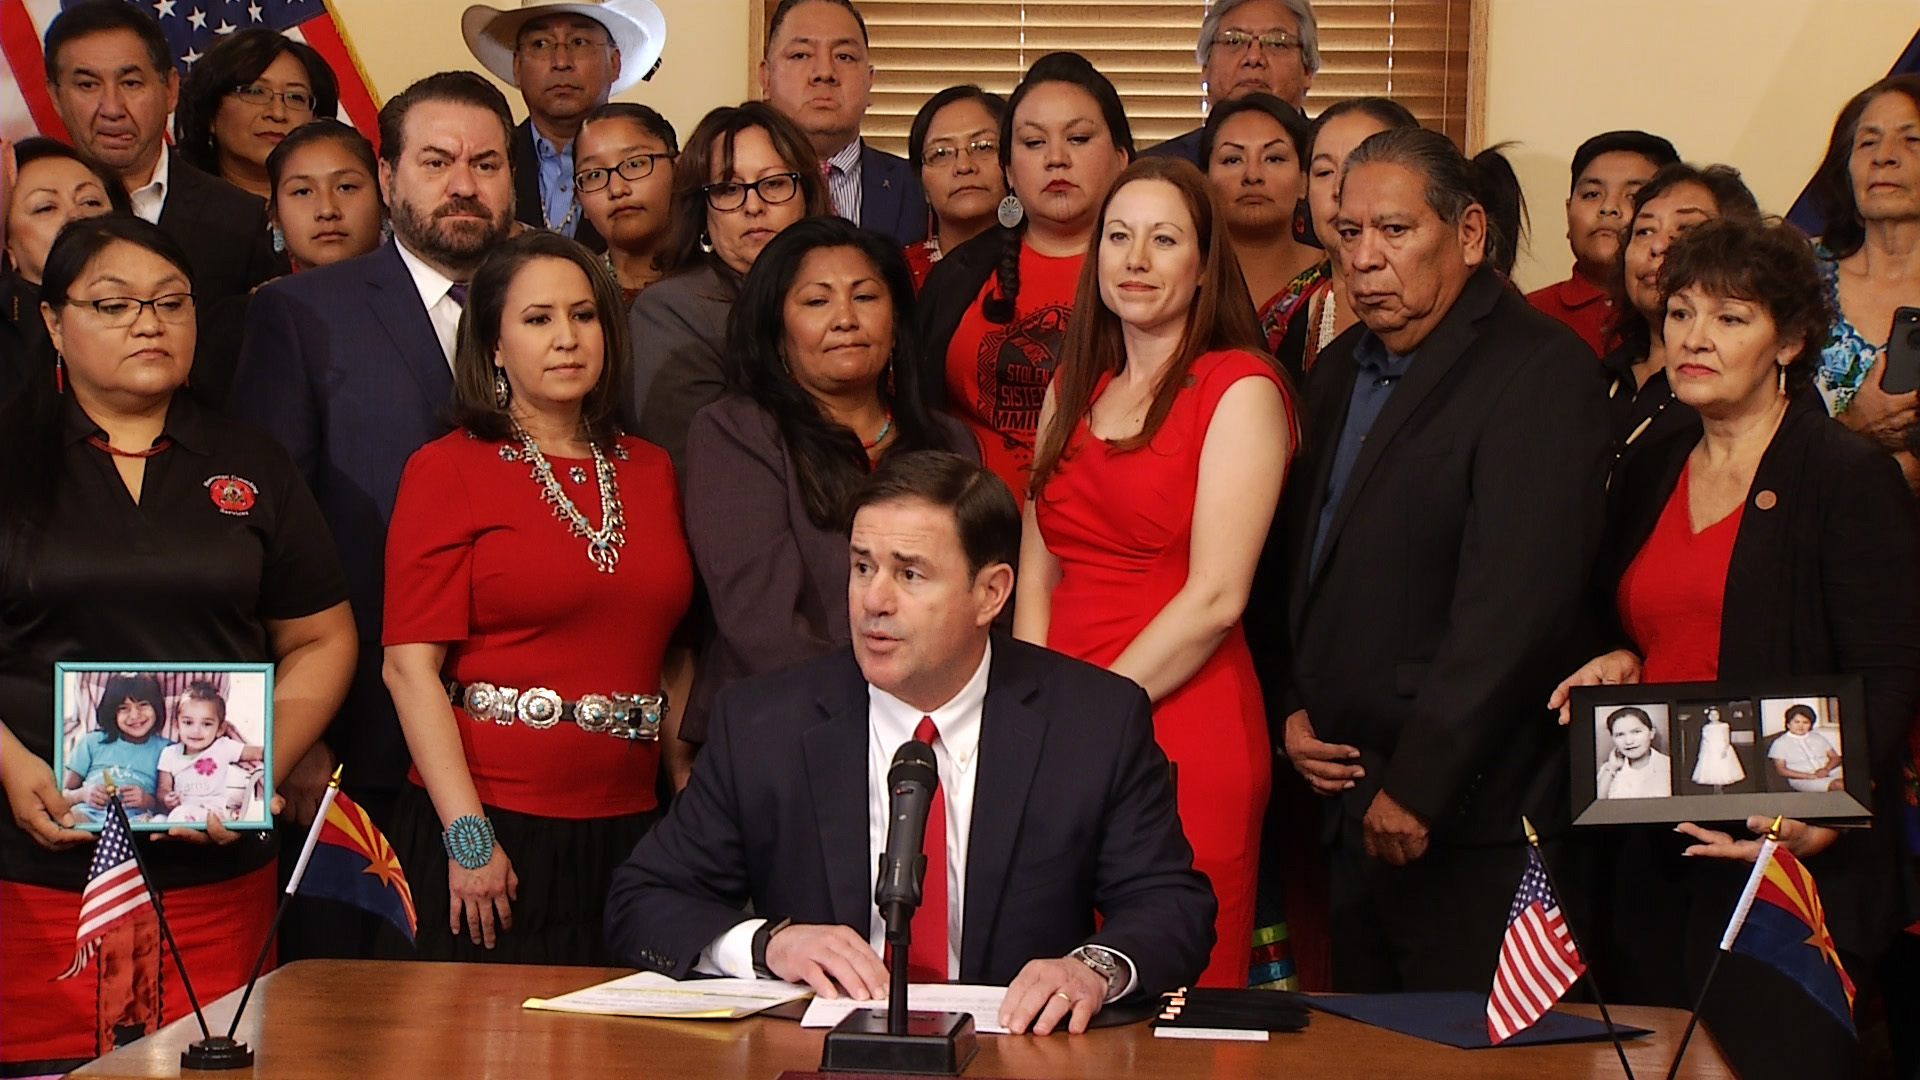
[181,1035,253,1070]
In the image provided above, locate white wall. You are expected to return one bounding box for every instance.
[328,0,749,146]
[1483,0,1918,291]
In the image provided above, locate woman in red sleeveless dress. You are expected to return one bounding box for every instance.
[1017,157,1296,986]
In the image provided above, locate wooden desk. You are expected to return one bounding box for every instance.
[72,960,1731,1079]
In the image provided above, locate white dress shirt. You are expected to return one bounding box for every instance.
[699,643,1136,999]
[393,241,463,366]
[127,142,170,225]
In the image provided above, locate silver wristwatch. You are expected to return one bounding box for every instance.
[1070,944,1128,1001]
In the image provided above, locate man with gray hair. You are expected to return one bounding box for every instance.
[1145,0,1318,164]
[1277,126,1608,991]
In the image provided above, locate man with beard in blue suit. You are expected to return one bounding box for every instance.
[229,71,518,869]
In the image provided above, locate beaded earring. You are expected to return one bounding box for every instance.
[54,354,66,393]
[1777,365,1787,397]
[494,369,511,408]
[997,194,1024,229]
[271,226,286,253]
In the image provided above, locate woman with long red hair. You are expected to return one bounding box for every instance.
[1015,156,1295,986]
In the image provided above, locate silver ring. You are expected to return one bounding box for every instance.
[517,687,563,729]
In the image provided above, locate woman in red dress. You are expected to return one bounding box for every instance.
[382,231,694,965]
[1016,157,1296,986]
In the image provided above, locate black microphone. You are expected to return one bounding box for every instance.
[875,739,939,939]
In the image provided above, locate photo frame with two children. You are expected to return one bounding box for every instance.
[53,663,275,832]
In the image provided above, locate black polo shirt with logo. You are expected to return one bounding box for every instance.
[0,394,348,891]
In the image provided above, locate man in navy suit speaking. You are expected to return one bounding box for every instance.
[760,0,928,246]
[606,452,1213,1035]
[229,72,518,824]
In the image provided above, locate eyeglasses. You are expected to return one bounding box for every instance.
[922,139,999,169]
[232,84,317,114]
[517,33,613,60]
[1211,30,1303,54]
[575,153,676,193]
[64,294,196,327]
[702,172,803,212]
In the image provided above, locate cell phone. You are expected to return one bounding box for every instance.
[1881,306,1920,395]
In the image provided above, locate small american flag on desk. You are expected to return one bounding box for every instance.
[2,0,379,143]
[54,794,153,980]
[1486,844,1586,1043]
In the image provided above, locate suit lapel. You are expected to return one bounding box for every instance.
[802,654,877,930]
[961,644,1046,980]
[513,121,543,230]
[859,143,894,233]
[1289,341,1360,636]
[1307,268,1504,591]
[365,244,454,411]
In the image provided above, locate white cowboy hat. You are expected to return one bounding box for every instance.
[461,0,667,95]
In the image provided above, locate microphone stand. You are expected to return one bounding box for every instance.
[821,745,976,1075]
[883,890,914,1037]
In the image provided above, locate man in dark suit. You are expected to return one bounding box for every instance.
[761,0,926,246]
[607,452,1213,1036]
[1275,127,1608,993]
[42,1,279,310]
[229,72,518,840]
[460,0,670,254]
[1144,0,1318,165]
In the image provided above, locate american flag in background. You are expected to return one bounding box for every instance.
[54,794,154,980]
[1,0,380,144]
[1485,845,1586,1044]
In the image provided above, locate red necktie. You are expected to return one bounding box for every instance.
[905,716,949,982]
[818,158,847,218]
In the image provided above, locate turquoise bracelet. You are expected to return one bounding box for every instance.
[443,814,496,870]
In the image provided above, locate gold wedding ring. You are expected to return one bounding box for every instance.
[1053,991,1072,1003]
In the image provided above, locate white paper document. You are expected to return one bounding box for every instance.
[800,983,1012,1034]
[523,971,812,1020]
[1153,1026,1271,1042]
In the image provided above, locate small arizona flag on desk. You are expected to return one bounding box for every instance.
[285,770,417,943]
[1719,838,1855,1033]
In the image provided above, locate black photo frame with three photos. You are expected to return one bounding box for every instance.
[1569,676,1872,827]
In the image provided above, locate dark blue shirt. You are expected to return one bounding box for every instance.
[1312,332,1417,570]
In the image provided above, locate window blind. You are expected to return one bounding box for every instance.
[757,1,1475,157]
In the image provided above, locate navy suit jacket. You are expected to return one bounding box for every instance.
[605,635,1215,996]
[1141,126,1204,166]
[228,242,454,788]
[859,142,927,247]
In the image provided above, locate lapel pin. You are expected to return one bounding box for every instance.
[1755,490,1777,511]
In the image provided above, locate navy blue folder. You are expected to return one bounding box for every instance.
[1302,992,1653,1049]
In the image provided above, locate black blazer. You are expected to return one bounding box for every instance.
[680,395,979,742]
[912,225,1011,411]
[512,119,606,253]
[229,242,455,788]
[604,635,1216,996]
[858,142,928,247]
[1283,266,1611,843]
[157,157,283,310]
[1599,394,1920,953]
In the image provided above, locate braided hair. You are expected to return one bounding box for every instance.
[983,52,1134,324]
